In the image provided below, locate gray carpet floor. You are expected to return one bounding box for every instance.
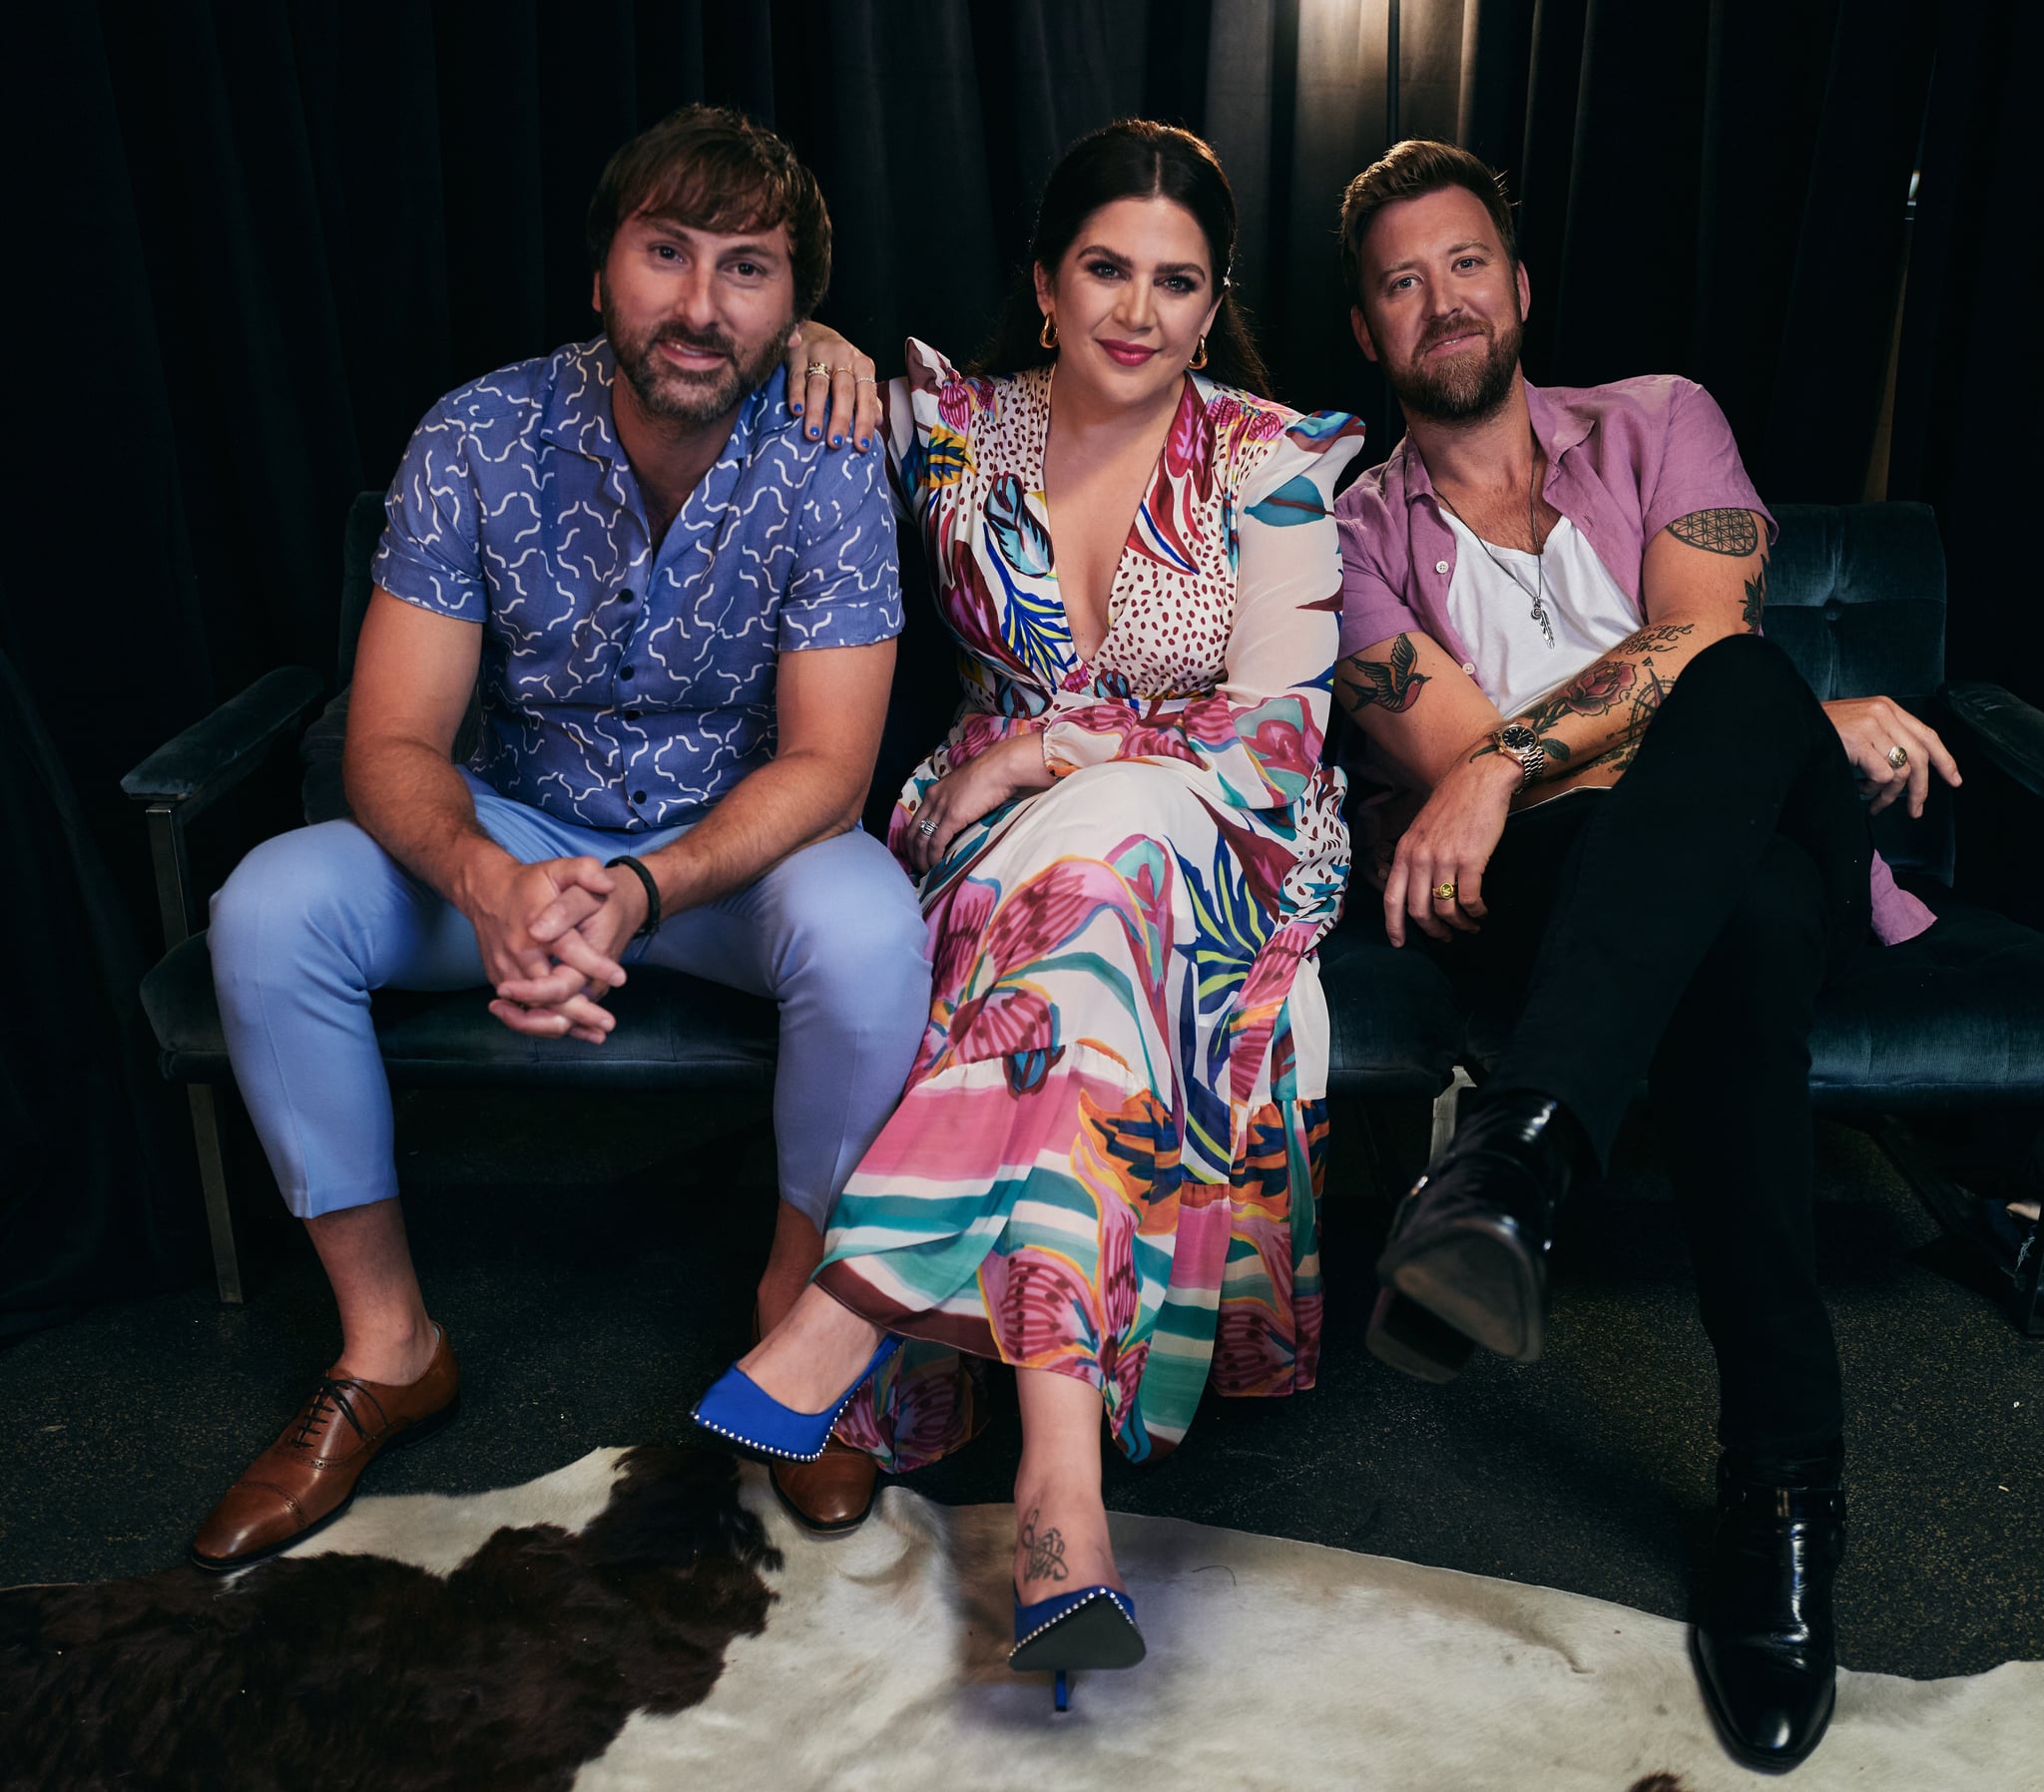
[1,1089,2037,1682]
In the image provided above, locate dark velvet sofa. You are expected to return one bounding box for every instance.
[126,497,2044,1331]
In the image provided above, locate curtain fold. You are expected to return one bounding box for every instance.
[0,651,201,1337]
[1888,0,2039,706]
[0,0,2002,1322]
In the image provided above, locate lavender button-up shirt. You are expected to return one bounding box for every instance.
[1334,374,1932,944]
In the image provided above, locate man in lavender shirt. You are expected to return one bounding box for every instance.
[1328,141,1961,1772]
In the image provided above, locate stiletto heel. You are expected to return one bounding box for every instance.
[690,1334,900,1463]
[1010,1585,1145,1710]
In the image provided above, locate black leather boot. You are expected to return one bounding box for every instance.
[1692,1455,1845,1773]
[1363,1287,1478,1383]
[1369,1092,1590,1371]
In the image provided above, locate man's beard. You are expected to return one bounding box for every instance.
[1384,308,1524,425]
[601,281,789,428]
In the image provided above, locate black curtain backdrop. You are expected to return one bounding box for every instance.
[2,0,2031,1324]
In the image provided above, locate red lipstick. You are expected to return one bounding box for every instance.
[1099,339,1158,367]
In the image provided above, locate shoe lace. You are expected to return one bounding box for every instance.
[289,1377,387,1451]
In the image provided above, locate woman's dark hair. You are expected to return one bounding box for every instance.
[970,119,1272,395]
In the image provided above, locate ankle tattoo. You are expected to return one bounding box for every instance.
[1017,1506,1069,1584]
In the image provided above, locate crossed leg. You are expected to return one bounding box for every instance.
[741,1287,1124,1591]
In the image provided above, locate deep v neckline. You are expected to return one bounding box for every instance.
[1036,365,1197,672]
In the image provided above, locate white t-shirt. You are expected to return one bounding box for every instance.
[1440,512,1641,718]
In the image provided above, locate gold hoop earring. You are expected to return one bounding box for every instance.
[1190,334,1209,371]
[1039,313,1059,350]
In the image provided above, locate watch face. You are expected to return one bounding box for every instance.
[1499,724,1538,751]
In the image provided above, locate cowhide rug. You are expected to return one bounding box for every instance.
[3,1448,2036,1792]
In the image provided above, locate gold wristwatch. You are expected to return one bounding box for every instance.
[1491,723,1547,790]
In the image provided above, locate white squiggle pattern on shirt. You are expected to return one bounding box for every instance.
[370,337,901,831]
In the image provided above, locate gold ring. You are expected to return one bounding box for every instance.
[804,361,835,380]
[854,375,877,386]
[1886,743,1909,771]
[1432,881,1458,902]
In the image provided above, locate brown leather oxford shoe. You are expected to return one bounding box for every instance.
[190,1324,460,1571]
[769,1436,880,1535]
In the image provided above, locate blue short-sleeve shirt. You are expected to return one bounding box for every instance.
[371,337,901,831]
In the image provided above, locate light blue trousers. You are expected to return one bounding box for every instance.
[209,774,931,1224]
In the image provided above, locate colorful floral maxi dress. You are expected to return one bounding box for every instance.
[824,341,1365,1471]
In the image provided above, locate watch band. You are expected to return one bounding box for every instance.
[1492,726,1547,790]
[604,854,663,938]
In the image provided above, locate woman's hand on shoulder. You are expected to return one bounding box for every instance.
[783,323,882,452]
[905,734,1054,874]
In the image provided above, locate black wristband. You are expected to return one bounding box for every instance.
[605,855,662,938]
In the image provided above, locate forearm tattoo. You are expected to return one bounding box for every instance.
[1612,622,1696,658]
[1497,622,1698,767]
[1018,1507,1069,1584]
[1339,633,1431,715]
[1667,509,1760,556]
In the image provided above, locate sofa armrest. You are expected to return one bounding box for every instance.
[121,666,324,951]
[1937,681,2044,801]
[123,666,325,812]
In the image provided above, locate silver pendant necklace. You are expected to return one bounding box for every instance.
[1437,458,1556,648]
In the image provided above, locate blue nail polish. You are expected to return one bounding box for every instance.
[831,434,841,446]
[857,438,868,450]
[790,401,803,413]
[809,427,820,439]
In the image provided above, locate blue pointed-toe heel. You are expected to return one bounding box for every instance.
[690,1334,900,1464]
[1009,1585,1146,1712]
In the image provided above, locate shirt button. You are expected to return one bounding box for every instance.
[623,708,642,721]
[620,666,635,679]
[1435,560,1450,575]
[632,789,647,804]
[617,589,636,604]
[1461,662,1477,675]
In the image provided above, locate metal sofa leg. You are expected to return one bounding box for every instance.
[188,1085,244,1305]
[2018,1210,2043,1338]
[1429,1066,1475,1160]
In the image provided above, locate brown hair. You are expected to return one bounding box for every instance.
[1338,139,1517,304]
[585,105,831,319]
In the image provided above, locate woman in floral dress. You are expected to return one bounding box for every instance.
[708,120,1363,1652]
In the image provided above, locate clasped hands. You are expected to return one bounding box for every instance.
[463,854,651,1046]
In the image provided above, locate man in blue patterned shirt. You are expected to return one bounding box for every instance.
[193,108,928,1564]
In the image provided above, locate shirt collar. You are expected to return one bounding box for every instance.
[537,338,626,464]
[1523,376,1597,464]
[1394,374,1597,509]
[536,336,782,472]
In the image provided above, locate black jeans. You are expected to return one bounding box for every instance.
[1434,635,1871,1458]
